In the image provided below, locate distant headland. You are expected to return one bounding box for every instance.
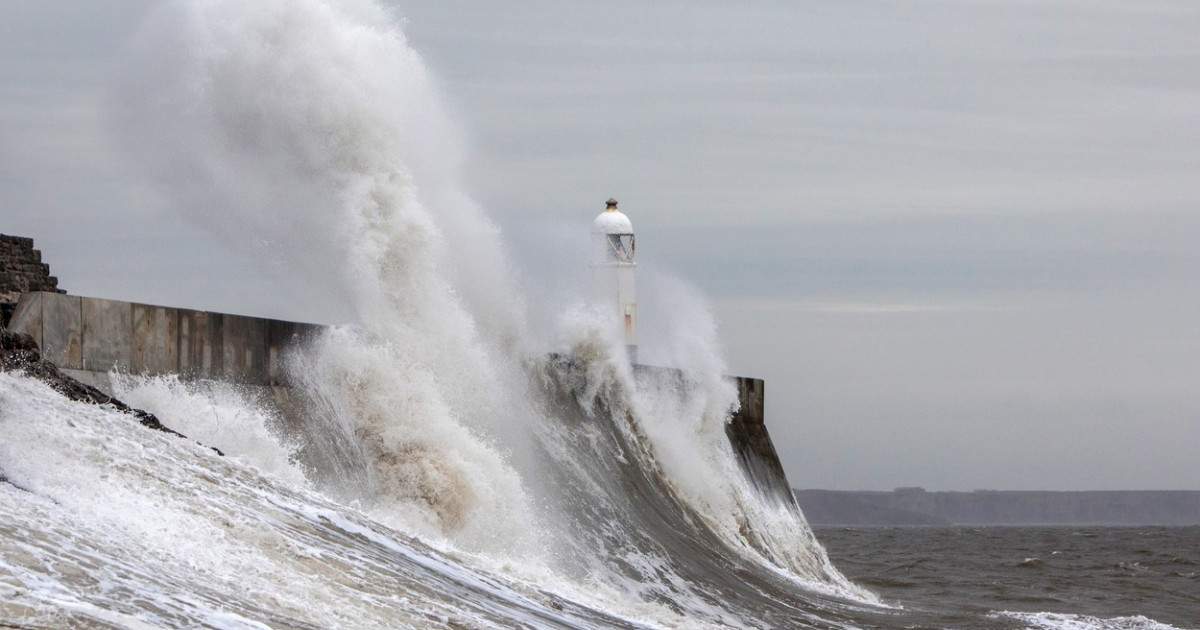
[795,487,1200,526]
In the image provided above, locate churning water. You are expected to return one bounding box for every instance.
[819,526,1199,630]
[0,1,1191,628]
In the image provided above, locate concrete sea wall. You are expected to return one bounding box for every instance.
[4,232,793,507]
[8,291,320,394]
[725,376,795,503]
[10,290,795,507]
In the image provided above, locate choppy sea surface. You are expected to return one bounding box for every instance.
[815,526,1200,629]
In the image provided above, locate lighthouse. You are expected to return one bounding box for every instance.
[592,198,637,361]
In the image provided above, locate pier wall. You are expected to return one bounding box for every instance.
[725,376,794,503]
[8,291,320,393]
[9,289,790,505]
[627,364,790,505]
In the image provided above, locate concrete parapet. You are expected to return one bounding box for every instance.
[133,304,179,375]
[83,298,133,372]
[8,292,44,349]
[43,293,83,369]
[11,291,789,507]
[10,292,318,389]
[222,314,270,385]
[179,308,220,378]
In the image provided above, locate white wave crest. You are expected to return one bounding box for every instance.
[114,0,542,558]
[110,372,307,488]
[993,611,1184,630]
[285,326,541,556]
[107,0,871,617]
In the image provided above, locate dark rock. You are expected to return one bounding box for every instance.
[1,327,222,455]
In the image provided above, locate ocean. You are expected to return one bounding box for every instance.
[5,359,1195,629]
[2,0,1196,628]
[816,526,1199,628]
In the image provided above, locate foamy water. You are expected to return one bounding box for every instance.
[0,373,643,629]
[994,613,1184,630]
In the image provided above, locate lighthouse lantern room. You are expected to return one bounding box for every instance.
[592,198,638,361]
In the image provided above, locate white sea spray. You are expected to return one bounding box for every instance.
[2,0,889,626]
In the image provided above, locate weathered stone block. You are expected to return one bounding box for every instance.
[82,298,132,372]
[42,293,82,369]
[132,304,179,375]
[8,292,43,349]
[0,235,65,300]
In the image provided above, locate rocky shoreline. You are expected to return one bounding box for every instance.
[1,326,220,454]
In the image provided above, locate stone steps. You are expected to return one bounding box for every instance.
[1,234,65,326]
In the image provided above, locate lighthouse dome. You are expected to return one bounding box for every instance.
[593,199,633,234]
[593,210,633,234]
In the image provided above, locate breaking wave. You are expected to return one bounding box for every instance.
[0,0,890,627]
[991,612,1185,630]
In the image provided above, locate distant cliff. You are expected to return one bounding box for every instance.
[795,487,1200,526]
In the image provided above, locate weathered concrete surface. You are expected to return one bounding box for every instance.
[8,292,87,370]
[222,314,270,385]
[12,292,319,391]
[82,298,133,372]
[724,376,795,505]
[179,308,220,378]
[8,291,43,348]
[42,293,82,369]
[133,303,179,375]
[15,290,789,504]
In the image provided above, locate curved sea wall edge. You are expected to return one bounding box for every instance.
[5,289,798,507]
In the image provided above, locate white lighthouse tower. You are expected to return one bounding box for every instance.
[592,198,637,361]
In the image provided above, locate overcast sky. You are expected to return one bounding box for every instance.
[3,1,1198,490]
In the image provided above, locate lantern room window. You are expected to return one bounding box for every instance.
[606,233,635,262]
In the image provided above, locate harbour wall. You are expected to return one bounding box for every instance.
[726,376,794,502]
[3,233,793,504]
[8,290,793,503]
[7,291,320,395]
